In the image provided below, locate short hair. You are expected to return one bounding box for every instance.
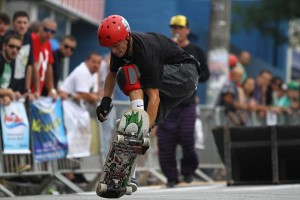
[271,76,283,85]
[13,11,29,21]
[259,69,272,76]
[29,21,41,33]
[42,18,57,26]
[61,35,77,43]
[3,34,22,45]
[86,52,102,60]
[0,12,10,24]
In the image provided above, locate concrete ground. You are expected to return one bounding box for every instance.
[2,182,300,200]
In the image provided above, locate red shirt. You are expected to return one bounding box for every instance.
[31,32,54,94]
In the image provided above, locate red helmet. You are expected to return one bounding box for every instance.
[97,15,131,47]
[228,54,238,68]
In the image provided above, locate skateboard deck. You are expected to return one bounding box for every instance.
[96,109,150,198]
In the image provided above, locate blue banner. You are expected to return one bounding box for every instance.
[0,101,30,154]
[30,97,67,162]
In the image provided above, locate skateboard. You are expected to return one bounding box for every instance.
[96,109,150,198]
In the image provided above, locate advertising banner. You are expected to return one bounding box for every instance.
[30,97,67,162]
[0,101,30,154]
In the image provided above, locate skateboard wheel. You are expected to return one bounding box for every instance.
[98,183,107,193]
[116,135,125,143]
[125,186,132,195]
[142,138,150,148]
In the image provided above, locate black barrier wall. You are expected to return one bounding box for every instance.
[212,126,300,185]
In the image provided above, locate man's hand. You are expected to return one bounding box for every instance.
[96,97,113,122]
[1,96,12,105]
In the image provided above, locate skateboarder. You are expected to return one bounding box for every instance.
[96,15,204,192]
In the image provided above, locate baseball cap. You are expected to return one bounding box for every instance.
[170,15,189,28]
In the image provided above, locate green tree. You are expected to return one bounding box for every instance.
[232,0,300,65]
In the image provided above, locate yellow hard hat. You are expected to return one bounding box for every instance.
[170,15,189,27]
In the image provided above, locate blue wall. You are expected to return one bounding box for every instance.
[69,21,103,72]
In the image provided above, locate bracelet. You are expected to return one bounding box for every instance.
[50,88,57,94]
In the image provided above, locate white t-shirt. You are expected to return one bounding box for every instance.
[60,62,96,94]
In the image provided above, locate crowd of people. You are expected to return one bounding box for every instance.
[0,11,105,108]
[219,52,300,126]
[0,10,103,188]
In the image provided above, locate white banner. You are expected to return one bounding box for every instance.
[0,101,30,154]
[62,99,91,158]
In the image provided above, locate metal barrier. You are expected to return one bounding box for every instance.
[0,101,230,196]
[197,105,225,169]
[3,99,298,196]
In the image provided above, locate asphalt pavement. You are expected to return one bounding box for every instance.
[2,182,300,200]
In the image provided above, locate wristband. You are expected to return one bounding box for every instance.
[50,88,57,94]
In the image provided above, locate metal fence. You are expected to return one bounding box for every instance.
[1,100,299,197]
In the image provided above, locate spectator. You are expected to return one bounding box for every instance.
[218,67,246,126]
[237,50,251,83]
[238,77,257,112]
[0,12,10,50]
[58,52,102,105]
[42,35,77,96]
[266,76,283,106]
[58,52,101,186]
[4,11,36,98]
[239,51,251,67]
[277,81,300,113]
[156,15,209,188]
[0,34,22,105]
[29,20,41,33]
[31,18,58,99]
[219,87,246,126]
[253,70,273,117]
[239,77,255,103]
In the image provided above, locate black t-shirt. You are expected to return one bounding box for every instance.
[183,43,209,82]
[179,43,210,105]
[110,32,201,89]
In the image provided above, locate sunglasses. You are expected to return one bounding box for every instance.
[64,44,75,51]
[43,27,56,34]
[8,44,21,50]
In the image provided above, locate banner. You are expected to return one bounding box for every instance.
[62,99,91,158]
[30,97,67,162]
[0,101,30,154]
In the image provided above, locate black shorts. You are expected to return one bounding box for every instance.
[145,63,199,125]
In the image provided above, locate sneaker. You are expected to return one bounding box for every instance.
[129,177,138,192]
[166,180,177,188]
[183,174,193,183]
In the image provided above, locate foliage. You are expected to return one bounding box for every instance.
[232,0,300,45]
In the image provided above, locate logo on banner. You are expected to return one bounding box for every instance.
[4,111,27,132]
